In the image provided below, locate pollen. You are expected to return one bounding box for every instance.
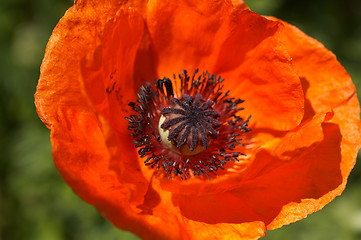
[126,69,251,179]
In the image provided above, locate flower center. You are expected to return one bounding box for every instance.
[159,94,221,156]
[126,69,251,180]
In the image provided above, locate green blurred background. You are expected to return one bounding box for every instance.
[0,0,360,239]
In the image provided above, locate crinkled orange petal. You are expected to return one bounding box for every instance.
[80,9,145,133]
[146,0,235,76]
[34,3,168,239]
[35,5,96,128]
[273,18,360,121]
[230,0,248,9]
[138,178,266,240]
[264,18,361,230]
[35,1,143,127]
[35,0,150,198]
[51,107,183,240]
[183,221,265,240]
[172,111,342,229]
[213,11,304,131]
[146,3,304,130]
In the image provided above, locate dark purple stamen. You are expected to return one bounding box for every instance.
[125,69,251,180]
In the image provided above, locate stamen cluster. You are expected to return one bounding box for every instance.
[126,70,250,180]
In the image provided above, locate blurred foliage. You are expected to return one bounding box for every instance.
[0,0,360,239]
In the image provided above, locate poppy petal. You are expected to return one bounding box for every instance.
[80,9,145,133]
[214,11,304,131]
[50,107,143,235]
[35,2,146,132]
[34,4,165,239]
[274,18,360,122]
[172,111,342,228]
[50,107,178,240]
[230,0,248,9]
[35,5,96,128]
[142,178,266,240]
[183,221,265,240]
[276,16,361,192]
[146,0,235,76]
[266,18,361,229]
[146,3,304,130]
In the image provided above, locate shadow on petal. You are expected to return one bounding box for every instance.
[136,177,162,215]
[300,77,316,122]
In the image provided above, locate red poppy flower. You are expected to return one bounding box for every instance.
[35,0,361,239]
